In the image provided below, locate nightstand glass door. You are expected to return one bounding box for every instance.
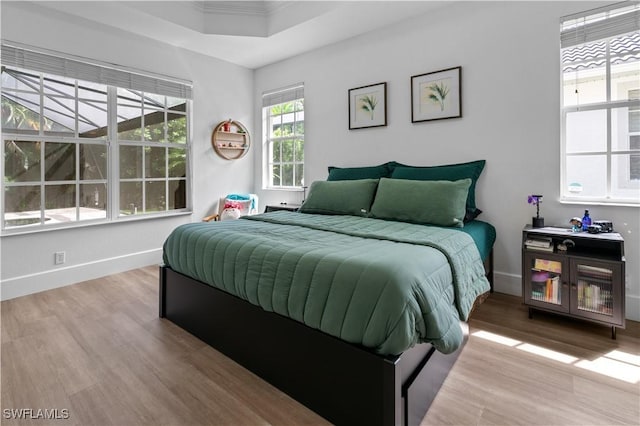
[523,253,569,313]
[570,259,624,326]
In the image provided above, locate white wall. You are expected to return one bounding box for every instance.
[254,1,640,320]
[0,2,255,299]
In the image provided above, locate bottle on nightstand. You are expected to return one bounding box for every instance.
[582,210,591,231]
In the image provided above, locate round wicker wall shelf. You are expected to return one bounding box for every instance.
[211,120,250,160]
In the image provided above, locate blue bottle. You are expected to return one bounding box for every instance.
[582,210,591,231]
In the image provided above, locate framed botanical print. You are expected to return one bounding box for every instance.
[348,82,387,129]
[411,67,461,123]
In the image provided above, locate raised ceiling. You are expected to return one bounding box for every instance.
[33,1,447,69]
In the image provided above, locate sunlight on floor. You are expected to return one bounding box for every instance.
[605,350,640,366]
[575,358,640,383]
[517,343,578,364]
[472,330,640,384]
[471,330,520,346]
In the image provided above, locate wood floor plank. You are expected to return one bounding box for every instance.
[2,335,77,424]
[1,267,638,425]
[68,384,131,426]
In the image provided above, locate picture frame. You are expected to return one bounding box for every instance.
[348,82,387,129]
[411,67,461,123]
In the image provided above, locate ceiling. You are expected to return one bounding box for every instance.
[34,1,448,69]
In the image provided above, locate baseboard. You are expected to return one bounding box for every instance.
[493,270,521,296]
[0,248,162,301]
[625,294,640,322]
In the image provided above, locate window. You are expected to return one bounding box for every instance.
[560,3,640,204]
[262,84,304,188]
[1,45,191,232]
[116,89,188,216]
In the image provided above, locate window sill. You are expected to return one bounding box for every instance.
[1,210,192,237]
[262,187,305,192]
[559,199,639,208]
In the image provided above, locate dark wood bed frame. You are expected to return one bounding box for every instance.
[159,252,492,426]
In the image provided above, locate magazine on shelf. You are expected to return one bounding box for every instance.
[533,258,562,274]
[525,237,553,252]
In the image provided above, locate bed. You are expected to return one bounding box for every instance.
[160,161,495,425]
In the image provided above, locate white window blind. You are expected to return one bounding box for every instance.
[1,43,192,99]
[561,2,640,48]
[262,83,304,107]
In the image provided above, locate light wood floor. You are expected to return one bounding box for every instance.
[2,266,638,425]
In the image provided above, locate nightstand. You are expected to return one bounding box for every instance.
[264,203,301,213]
[522,225,625,338]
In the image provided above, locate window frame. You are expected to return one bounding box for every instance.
[114,88,190,217]
[559,4,640,206]
[262,85,304,190]
[1,49,192,235]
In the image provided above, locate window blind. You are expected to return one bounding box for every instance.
[1,42,192,99]
[262,83,304,107]
[560,2,640,48]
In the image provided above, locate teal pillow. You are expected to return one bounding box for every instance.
[327,163,392,181]
[300,179,379,216]
[369,178,471,227]
[390,160,485,218]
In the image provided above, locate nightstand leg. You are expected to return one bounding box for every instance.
[528,308,533,319]
[611,326,616,340]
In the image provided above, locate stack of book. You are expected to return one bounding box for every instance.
[525,237,553,252]
[530,258,563,304]
[576,265,614,314]
[530,274,561,304]
[578,281,612,314]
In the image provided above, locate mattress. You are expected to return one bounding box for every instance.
[458,220,496,262]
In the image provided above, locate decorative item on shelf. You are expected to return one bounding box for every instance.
[528,194,544,228]
[570,217,582,232]
[594,220,613,232]
[581,209,591,231]
[211,119,251,160]
[587,224,603,234]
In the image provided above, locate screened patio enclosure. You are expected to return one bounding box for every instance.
[2,65,189,230]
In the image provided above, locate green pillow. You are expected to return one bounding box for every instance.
[327,163,392,181]
[300,179,379,216]
[369,178,471,227]
[390,160,485,217]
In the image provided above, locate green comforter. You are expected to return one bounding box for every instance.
[162,211,490,355]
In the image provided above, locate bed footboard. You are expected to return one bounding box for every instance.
[159,266,467,426]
